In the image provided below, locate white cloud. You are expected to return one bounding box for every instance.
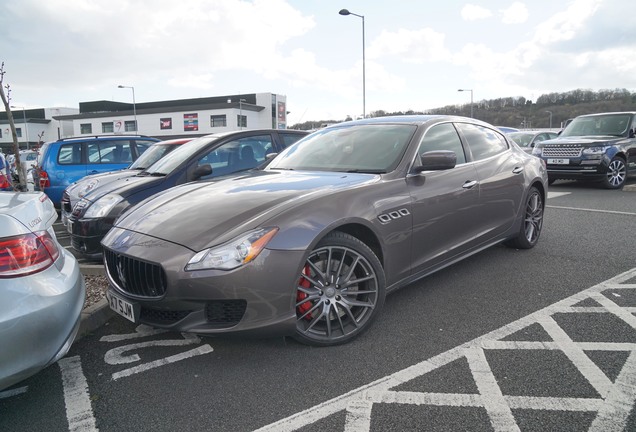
[501,2,529,24]
[533,0,602,45]
[460,4,493,21]
[367,28,451,63]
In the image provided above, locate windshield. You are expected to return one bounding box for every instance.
[144,135,220,175]
[508,132,535,147]
[267,124,416,173]
[129,143,179,170]
[561,114,633,137]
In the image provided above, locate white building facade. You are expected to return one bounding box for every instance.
[56,92,289,140]
[0,107,78,153]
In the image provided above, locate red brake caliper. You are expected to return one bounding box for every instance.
[296,265,313,320]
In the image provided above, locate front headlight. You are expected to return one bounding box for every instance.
[185,227,279,271]
[583,146,610,154]
[532,146,542,156]
[83,193,124,218]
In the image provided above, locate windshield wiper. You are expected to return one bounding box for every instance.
[345,169,385,174]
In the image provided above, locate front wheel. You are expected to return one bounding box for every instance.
[294,232,386,346]
[505,186,544,249]
[602,157,626,189]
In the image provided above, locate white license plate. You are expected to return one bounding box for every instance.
[106,291,136,322]
[547,158,569,165]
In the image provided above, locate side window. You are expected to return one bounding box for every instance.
[417,123,466,164]
[134,140,156,157]
[87,140,133,164]
[455,123,508,161]
[280,133,305,149]
[58,143,84,165]
[195,135,273,179]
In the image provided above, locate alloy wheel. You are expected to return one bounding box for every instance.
[606,158,626,188]
[524,190,544,244]
[296,243,380,345]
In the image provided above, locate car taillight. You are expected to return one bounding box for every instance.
[0,231,60,278]
[39,170,50,189]
[0,174,9,189]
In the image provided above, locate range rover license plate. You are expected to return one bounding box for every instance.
[547,158,569,165]
[106,291,136,322]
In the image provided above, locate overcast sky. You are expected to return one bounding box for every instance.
[1,0,634,125]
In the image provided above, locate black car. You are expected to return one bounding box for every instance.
[532,112,636,188]
[68,129,308,259]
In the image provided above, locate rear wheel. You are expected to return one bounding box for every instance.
[294,232,385,346]
[505,187,544,249]
[602,157,626,189]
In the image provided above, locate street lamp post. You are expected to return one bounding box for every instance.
[457,89,473,118]
[10,105,29,149]
[545,110,553,129]
[339,8,365,118]
[227,98,247,130]
[117,85,137,132]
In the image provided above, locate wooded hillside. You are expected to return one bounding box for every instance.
[290,88,636,131]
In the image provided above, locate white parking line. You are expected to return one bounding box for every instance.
[58,356,98,432]
[0,386,28,399]
[547,191,571,199]
[255,268,636,432]
[546,205,636,217]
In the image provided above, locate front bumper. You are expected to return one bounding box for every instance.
[102,227,304,337]
[543,156,610,181]
[68,215,113,259]
[0,249,86,390]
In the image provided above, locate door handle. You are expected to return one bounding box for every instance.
[89,170,99,174]
[512,166,524,174]
[462,180,478,189]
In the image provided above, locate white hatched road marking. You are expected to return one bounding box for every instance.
[0,386,28,399]
[255,268,636,432]
[58,356,98,432]
[547,191,571,199]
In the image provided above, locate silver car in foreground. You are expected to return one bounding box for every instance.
[102,115,548,346]
[0,191,85,390]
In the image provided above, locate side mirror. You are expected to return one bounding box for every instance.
[411,150,457,173]
[193,164,213,180]
[630,128,635,139]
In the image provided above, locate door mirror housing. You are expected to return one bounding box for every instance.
[193,164,213,180]
[412,150,457,173]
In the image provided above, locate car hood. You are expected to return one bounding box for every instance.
[539,136,626,147]
[67,169,140,202]
[113,170,378,251]
[83,174,163,203]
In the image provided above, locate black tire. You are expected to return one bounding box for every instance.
[602,156,626,189]
[505,186,544,249]
[294,231,385,346]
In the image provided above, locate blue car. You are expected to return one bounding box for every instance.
[33,135,160,207]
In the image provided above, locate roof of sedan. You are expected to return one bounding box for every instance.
[154,138,194,145]
[328,115,479,127]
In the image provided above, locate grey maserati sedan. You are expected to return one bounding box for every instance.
[101,115,548,346]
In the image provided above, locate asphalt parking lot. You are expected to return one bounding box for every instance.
[1,179,635,431]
